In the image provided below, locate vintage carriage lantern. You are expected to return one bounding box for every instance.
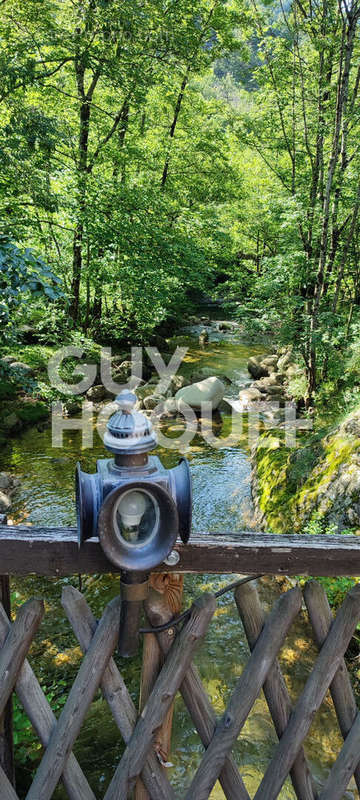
[75,389,192,656]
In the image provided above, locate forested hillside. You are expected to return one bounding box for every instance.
[1,0,360,407]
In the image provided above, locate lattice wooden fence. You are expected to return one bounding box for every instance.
[1,578,360,800]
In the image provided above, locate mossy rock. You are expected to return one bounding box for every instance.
[252,405,360,534]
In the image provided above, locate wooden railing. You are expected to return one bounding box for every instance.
[1,522,360,799]
[1,524,360,575]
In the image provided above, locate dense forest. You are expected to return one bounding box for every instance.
[1,0,360,407]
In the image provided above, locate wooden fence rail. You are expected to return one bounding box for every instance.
[2,524,360,575]
[0,573,360,798]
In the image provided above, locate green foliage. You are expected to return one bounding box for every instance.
[317,576,360,610]
[0,237,62,342]
[302,517,339,537]
[16,401,49,425]
[0,358,36,397]
[13,695,42,767]
[2,345,55,373]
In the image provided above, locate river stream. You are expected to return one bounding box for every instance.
[0,322,351,798]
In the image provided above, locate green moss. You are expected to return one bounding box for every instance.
[255,436,295,532]
[254,406,360,533]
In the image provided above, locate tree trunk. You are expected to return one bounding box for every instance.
[161,72,189,189]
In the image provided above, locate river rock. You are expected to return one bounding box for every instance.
[199,329,209,347]
[251,405,360,533]
[10,361,34,376]
[1,355,17,364]
[238,388,263,409]
[111,353,128,367]
[175,376,225,411]
[251,379,268,394]
[270,371,285,384]
[136,384,155,400]
[252,375,283,393]
[277,351,292,371]
[261,355,278,369]
[0,474,12,492]
[113,360,139,381]
[0,473,19,494]
[163,397,178,415]
[143,394,166,410]
[247,356,269,380]
[0,491,11,513]
[169,374,189,393]
[266,383,286,396]
[343,417,360,437]
[217,320,239,331]
[86,384,107,402]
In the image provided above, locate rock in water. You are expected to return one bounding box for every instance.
[175,376,225,411]
[199,329,209,347]
[168,374,189,392]
[238,387,263,409]
[247,356,269,380]
[0,491,11,513]
[0,473,13,492]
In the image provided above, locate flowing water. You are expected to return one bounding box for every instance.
[0,323,351,798]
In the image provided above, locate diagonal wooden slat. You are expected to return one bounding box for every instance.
[26,595,121,800]
[61,585,176,800]
[305,579,360,793]
[0,599,44,717]
[0,604,96,800]
[144,586,250,800]
[254,582,360,800]
[0,771,19,800]
[184,586,302,800]
[235,580,316,800]
[318,711,360,800]
[0,599,44,800]
[104,592,217,800]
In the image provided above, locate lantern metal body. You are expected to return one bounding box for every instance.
[76,453,191,556]
[75,389,192,656]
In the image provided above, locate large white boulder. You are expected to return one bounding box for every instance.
[175,376,225,411]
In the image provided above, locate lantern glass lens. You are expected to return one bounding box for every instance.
[114,489,159,546]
